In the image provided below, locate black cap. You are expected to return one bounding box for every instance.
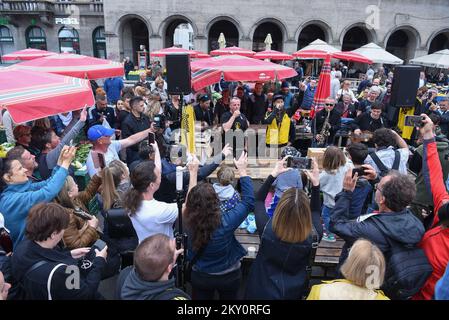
[273,94,284,102]
[199,94,211,102]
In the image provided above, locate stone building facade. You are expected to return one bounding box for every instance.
[1,0,448,65]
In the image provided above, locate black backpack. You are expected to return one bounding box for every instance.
[369,150,400,177]
[372,219,433,300]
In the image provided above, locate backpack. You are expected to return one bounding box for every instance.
[372,219,433,300]
[369,150,400,177]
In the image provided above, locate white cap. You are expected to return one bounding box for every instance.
[0,212,9,233]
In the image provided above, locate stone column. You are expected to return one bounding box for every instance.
[194,35,208,53]
[105,32,120,61]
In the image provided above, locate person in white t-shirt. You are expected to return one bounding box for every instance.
[123,141,199,242]
[86,124,155,177]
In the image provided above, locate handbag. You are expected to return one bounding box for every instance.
[184,246,206,283]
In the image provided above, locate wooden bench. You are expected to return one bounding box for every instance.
[313,237,345,278]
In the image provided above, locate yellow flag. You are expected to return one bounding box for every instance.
[181,104,196,154]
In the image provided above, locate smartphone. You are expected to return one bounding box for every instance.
[404,115,424,127]
[148,132,155,145]
[92,151,106,169]
[287,157,312,170]
[352,167,366,178]
[92,239,107,252]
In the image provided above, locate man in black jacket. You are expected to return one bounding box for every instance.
[247,82,268,124]
[313,97,341,146]
[194,94,214,130]
[88,94,116,129]
[121,96,151,165]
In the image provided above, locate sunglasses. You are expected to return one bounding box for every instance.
[325,103,335,106]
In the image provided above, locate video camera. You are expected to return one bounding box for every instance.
[153,114,166,130]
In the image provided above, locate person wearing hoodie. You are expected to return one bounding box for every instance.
[329,167,425,276]
[0,146,76,249]
[213,166,240,212]
[116,233,189,300]
[244,157,323,300]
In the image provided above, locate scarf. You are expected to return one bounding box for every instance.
[58,112,73,127]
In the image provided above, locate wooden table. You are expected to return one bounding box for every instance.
[211,158,278,180]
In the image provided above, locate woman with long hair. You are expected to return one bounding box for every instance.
[184,152,254,300]
[245,157,323,300]
[123,142,198,242]
[100,160,130,211]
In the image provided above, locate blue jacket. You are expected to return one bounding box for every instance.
[300,86,316,109]
[330,190,425,254]
[245,175,323,299]
[103,77,124,103]
[348,178,373,219]
[187,176,255,274]
[0,166,69,248]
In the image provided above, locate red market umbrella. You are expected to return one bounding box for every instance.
[13,53,124,80]
[210,46,255,57]
[150,46,198,58]
[191,55,297,91]
[310,54,332,118]
[2,48,57,62]
[193,52,211,59]
[292,49,330,60]
[331,51,373,64]
[0,68,94,123]
[253,49,293,61]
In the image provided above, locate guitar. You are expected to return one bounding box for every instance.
[350,130,373,143]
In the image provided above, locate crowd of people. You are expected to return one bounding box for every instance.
[0,61,449,301]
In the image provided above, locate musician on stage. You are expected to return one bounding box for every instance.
[313,97,341,146]
[351,102,389,147]
[263,94,295,148]
[194,94,214,131]
[221,96,250,157]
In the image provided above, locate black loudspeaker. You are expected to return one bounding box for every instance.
[390,65,420,107]
[166,54,191,94]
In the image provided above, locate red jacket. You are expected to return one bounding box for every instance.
[413,138,449,300]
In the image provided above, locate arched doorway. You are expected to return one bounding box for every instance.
[92,27,106,59]
[120,17,149,67]
[298,24,326,50]
[386,29,418,62]
[58,26,80,54]
[252,22,283,52]
[0,26,14,56]
[26,26,47,50]
[341,26,371,51]
[429,31,449,53]
[208,20,239,52]
[164,19,194,50]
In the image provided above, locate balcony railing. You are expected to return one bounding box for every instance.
[0,1,103,15]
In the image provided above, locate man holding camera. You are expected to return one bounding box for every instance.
[263,94,295,149]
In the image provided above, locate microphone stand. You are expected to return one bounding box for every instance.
[175,166,188,290]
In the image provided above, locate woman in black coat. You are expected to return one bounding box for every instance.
[245,158,323,300]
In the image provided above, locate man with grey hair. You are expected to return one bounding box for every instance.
[358,86,382,114]
[135,71,151,90]
[124,56,134,79]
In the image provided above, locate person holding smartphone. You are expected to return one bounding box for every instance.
[86,123,155,177]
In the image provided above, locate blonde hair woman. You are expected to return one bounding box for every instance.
[307,239,389,300]
[100,160,130,211]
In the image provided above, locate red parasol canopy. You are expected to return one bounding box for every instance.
[193,52,211,59]
[292,49,330,60]
[310,54,332,118]
[0,68,94,123]
[13,53,124,80]
[253,49,293,61]
[2,48,57,62]
[332,51,373,64]
[150,46,199,57]
[210,46,256,57]
[191,55,297,91]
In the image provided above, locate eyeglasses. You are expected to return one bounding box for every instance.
[325,103,335,106]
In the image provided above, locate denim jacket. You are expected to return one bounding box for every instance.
[187,176,255,274]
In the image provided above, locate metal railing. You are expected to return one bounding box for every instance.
[0,0,103,15]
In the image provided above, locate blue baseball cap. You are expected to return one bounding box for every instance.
[87,125,115,141]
